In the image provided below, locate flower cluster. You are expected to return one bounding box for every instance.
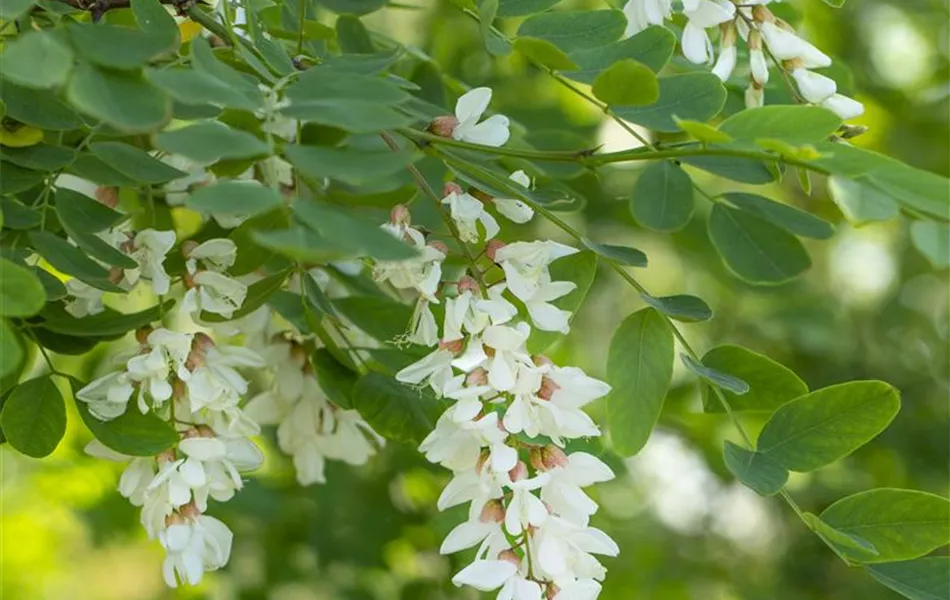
[623,0,864,119]
[79,328,265,587]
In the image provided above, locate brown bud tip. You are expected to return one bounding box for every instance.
[508,460,528,483]
[135,326,154,346]
[442,181,464,198]
[390,204,411,227]
[546,583,561,600]
[428,115,459,139]
[484,239,507,262]
[751,4,772,22]
[532,355,554,368]
[95,186,119,209]
[290,343,309,366]
[180,240,199,257]
[193,332,215,352]
[541,445,569,470]
[458,276,480,294]
[179,501,201,519]
[479,499,506,524]
[470,188,493,203]
[537,376,560,401]
[181,427,201,439]
[465,367,488,387]
[172,379,187,400]
[428,240,450,255]
[438,338,464,354]
[530,447,545,472]
[108,266,124,285]
[475,450,490,475]
[183,273,196,290]
[156,449,176,464]
[498,549,522,567]
[165,512,186,527]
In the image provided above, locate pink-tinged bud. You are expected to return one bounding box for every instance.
[429,115,459,138]
[428,240,449,256]
[751,4,773,22]
[179,501,201,519]
[390,204,411,227]
[537,377,560,401]
[156,449,176,464]
[466,367,488,387]
[95,186,119,209]
[546,583,561,600]
[541,445,569,470]
[530,447,545,472]
[135,326,154,346]
[484,239,506,262]
[290,343,309,366]
[479,499,506,523]
[180,240,199,257]
[457,276,480,294]
[532,355,554,368]
[193,332,215,352]
[509,461,528,483]
[181,427,201,439]
[498,549,522,567]
[183,272,196,289]
[196,425,215,438]
[165,512,186,527]
[470,188,493,203]
[438,338,464,354]
[108,266,124,284]
[475,450,490,475]
[442,181,464,198]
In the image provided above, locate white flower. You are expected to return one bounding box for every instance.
[494,241,577,303]
[64,279,105,318]
[758,21,831,68]
[680,0,735,65]
[128,229,176,295]
[504,472,550,536]
[540,452,614,526]
[499,575,544,600]
[160,515,233,588]
[451,559,518,592]
[452,87,510,147]
[183,271,248,319]
[396,348,456,396]
[494,171,535,224]
[162,155,214,206]
[711,44,737,81]
[523,275,576,333]
[118,458,156,505]
[178,436,263,508]
[791,67,837,103]
[821,94,864,120]
[622,0,672,36]
[745,84,765,109]
[553,579,602,600]
[76,371,135,420]
[185,239,237,275]
[126,348,174,411]
[373,225,445,302]
[532,517,619,583]
[408,299,439,346]
[442,188,499,243]
[482,324,532,392]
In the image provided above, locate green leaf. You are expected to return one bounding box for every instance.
[69,154,139,186]
[0,257,47,317]
[1,143,76,171]
[229,208,290,276]
[0,80,84,131]
[75,392,178,456]
[0,162,46,194]
[674,117,733,144]
[803,512,880,558]
[0,375,65,458]
[154,121,271,163]
[252,227,352,264]
[0,0,35,19]
[592,59,659,106]
[641,293,711,323]
[631,160,694,232]
[336,15,375,53]
[66,22,174,70]
[563,26,675,84]
[293,200,419,261]
[0,30,74,89]
[722,192,835,240]
[718,106,842,143]
[311,349,358,409]
[681,353,749,395]
[606,308,674,457]
[0,320,25,379]
[89,142,185,184]
[147,68,264,112]
[132,0,180,44]
[284,70,412,106]
[0,198,41,230]
[517,10,626,53]
[582,239,648,267]
[185,181,283,219]
[756,381,901,472]
[55,189,137,269]
[317,0,388,15]
[827,176,899,225]
[513,37,579,70]
[613,73,726,133]
[866,557,950,600]
[497,0,560,17]
[351,372,443,444]
[285,144,416,186]
[528,250,597,353]
[910,221,950,269]
[680,154,775,184]
[723,441,789,496]
[67,63,170,133]
[40,301,173,337]
[201,269,289,323]
[708,204,811,285]
[280,98,413,133]
[28,231,123,292]
[701,344,808,413]
[820,489,950,563]
[334,296,413,343]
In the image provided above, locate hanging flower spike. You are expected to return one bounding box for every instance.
[432,87,511,147]
[680,0,735,65]
[752,6,832,69]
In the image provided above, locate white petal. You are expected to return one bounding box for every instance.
[681,22,711,64]
[440,521,494,554]
[459,114,511,147]
[455,87,493,124]
[451,560,517,591]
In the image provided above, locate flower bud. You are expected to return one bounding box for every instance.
[530,447,545,472]
[193,332,215,352]
[429,115,460,138]
[541,445,569,470]
[390,204,411,227]
[165,512,186,527]
[156,449,176,464]
[751,4,773,23]
[457,276,480,294]
[438,338,464,354]
[508,460,528,482]
[428,240,450,256]
[135,326,154,346]
[479,499,506,523]
[466,367,488,387]
[108,266,124,284]
[181,427,202,439]
[196,425,215,438]
[532,355,554,368]
[172,378,187,400]
[442,181,464,198]
[95,186,119,209]
[183,272,196,289]
[180,240,199,257]
[537,377,559,401]
[498,549,521,567]
[839,124,868,139]
[546,583,561,600]
[484,239,506,262]
[475,450,490,475]
[179,501,201,519]
[745,83,765,110]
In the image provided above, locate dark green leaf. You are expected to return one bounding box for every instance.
[803,512,880,558]
[513,37,579,70]
[910,221,950,269]
[280,98,413,133]
[757,381,901,472]
[0,0,35,19]
[718,106,842,143]
[701,344,808,413]
[55,189,137,268]
[1,143,76,171]
[866,557,950,600]
[352,372,444,444]
[0,198,41,230]
[708,204,811,285]
[311,349,358,409]
[334,296,413,343]
[0,80,85,130]
[641,293,711,323]
[0,257,47,317]
[528,250,597,353]
[40,301,173,337]
[722,192,834,240]
[147,67,265,112]
[681,353,749,394]
[67,63,170,133]
[0,30,74,89]
[316,0,388,15]
[563,26,675,84]
[592,59,659,106]
[0,320,25,379]
[336,15,375,53]
[154,121,271,162]
[606,308,674,457]
[285,70,411,106]
[582,239,648,267]
[132,0,180,44]
[89,142,185,184]
[517,10,626,53]
[67,22,174,70]
[285,144,417,186]
[0,162,46,194]
[613,73,726,133]
[185,181,283,219]
[723,440,788,496]
[293,200,418,261]
[75,392,178,456]
[497,0,560,17]
[680,153,775,184]
[69,154,140,186]
[229,208,290,276]
[28,231,123,292]
[631,160,694,231]
[0,375,65,458]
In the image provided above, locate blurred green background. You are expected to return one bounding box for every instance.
[2,0,948,599]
